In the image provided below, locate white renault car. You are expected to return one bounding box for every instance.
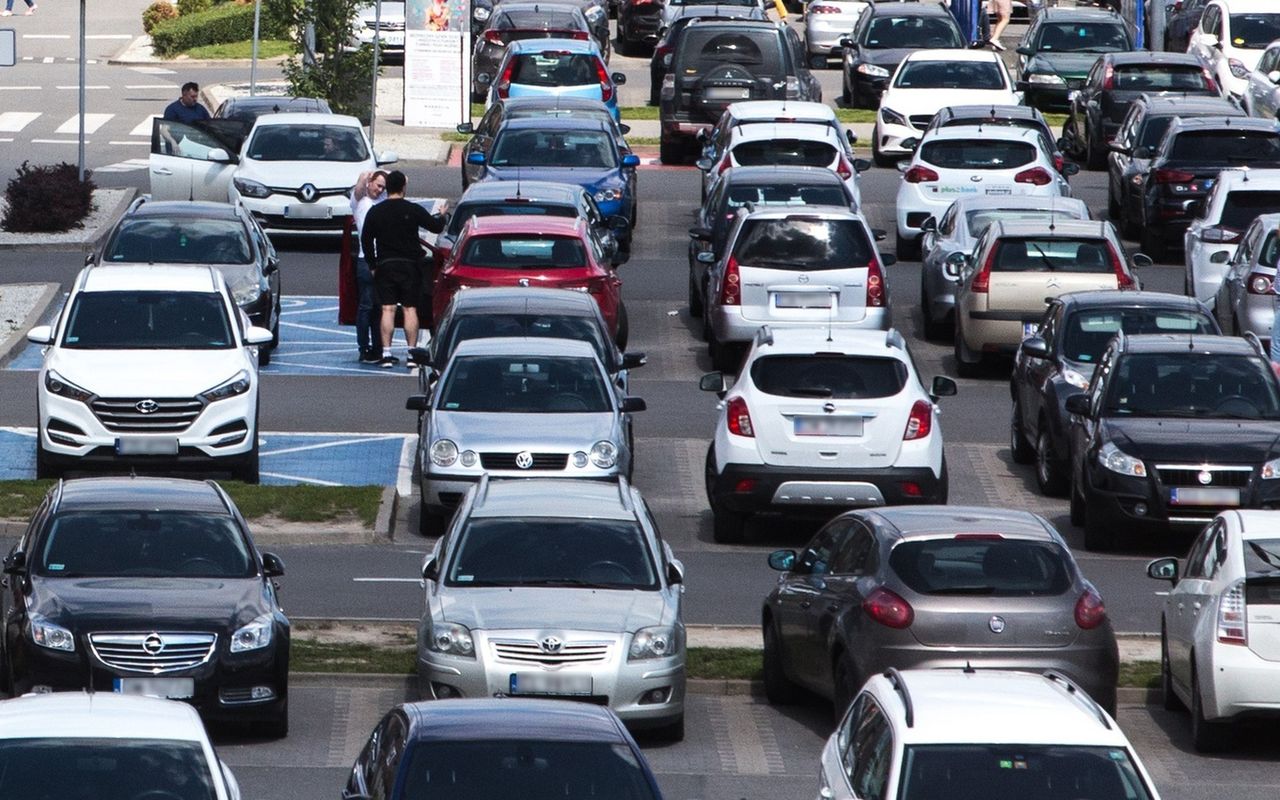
[1184,168,1280,305]
[28,265,270,482]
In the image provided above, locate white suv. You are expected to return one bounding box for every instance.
[820,669,1162,800]
[700,327,955,543]
[28,265,271,481]
[1184,168,1280,305]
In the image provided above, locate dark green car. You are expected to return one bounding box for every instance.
[1015,6,1134,112]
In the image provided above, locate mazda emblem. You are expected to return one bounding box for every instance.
[988,616,1006,634]
[539,636,563,654]
[143,633,165,655]
[518,278,530,287]
[1198,470,1213,485]
[298,183,318,203]
[135,399,160,414]
[515,451,534,470]
[797,274,809,284]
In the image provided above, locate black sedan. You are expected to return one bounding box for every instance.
[839,2,965,109]
[1,477,290,736]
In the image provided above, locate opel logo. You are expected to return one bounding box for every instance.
[539,636,563,654]
[797,274,809,284]
[988,616,1006,634]
[298,183,318,202]
[143,633,165,655]
[135,399,160,414]
[1198,470,1213,485]
[515,451,534,470]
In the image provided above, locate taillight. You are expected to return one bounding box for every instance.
[719,255,741,306]
[1154,168,1195,184]
[1100,63,1115,91]
[569,30,590,40]
[1248,272,1274,294]
[484,29,504,44]
[903,400,932,441]
[835,156,853,180]
[865,259,884,308]
[1107,244,1136,290]
[726,396,754,437]
[903,165,939,183]
[1014,167,1053,186]
[808,2,840,11]
[1053,153,1065,173]
[863,587,913,629]
[496,60,514,99]
[596,59,613,103]
[1218,580,1247,645]
[1203,67,1218,93]
[1075,587,1107,630]
[971,245,997,294]
[657,45,672,65]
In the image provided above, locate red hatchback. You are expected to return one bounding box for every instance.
[432,216,626,345]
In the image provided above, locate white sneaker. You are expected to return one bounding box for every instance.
[0,11,13,16]
[989,39,1005,51]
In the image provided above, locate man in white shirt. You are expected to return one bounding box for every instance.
[352,171,388,363]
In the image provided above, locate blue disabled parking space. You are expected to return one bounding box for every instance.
[0,427,414,487]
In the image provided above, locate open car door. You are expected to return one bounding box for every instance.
[149,118,249,202]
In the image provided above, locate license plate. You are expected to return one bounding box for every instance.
[704,87,750,101]
[509,672,592,696]
[115,437,178,456]
[382,32,404,46]
[985,186,1013,196]
[113,677,195,699]
[775,291,831,309]
[283,204,332,219]
[1022,321,1039,338]
[794,416,863,437]
[1169,487,1240,506]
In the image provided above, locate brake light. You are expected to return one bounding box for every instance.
[1075,587,1107,630]
[1248,272,1274,294]
[496,60,514,99]
[720,255,741,306]
[484,29,505,44]
[1154,168,1195,184]
[865,258,884,308]
[1202,67,1218,93]
[903,399,932,441]
[808,2,840,11]
[903,165,939,183]
[1100,63,1115,91]
[726,396,754,437]
[1218,581,1247,645]
[1014,167,1053,186]
[971,245,997,294]
[863,587,913,629]
[1053,153,1065,173]
[569,30,590,40]
[835,156,853,180]
[596,59,614,103]
[1107,244,1136,290]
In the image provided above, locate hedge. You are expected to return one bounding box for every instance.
[150,1,288,57]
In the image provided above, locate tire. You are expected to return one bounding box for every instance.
[762,622,800,705]
[953,330,981,378]
[1069,468,1086,528]
[651,714,685,742]
[1085,127,1106,171]
[1034,427,1067,496]
[832,656,859,723]
[615,302,629,350]
[1010,397,1034,464]
[234,429,261,484]
[895,231,919,261]
[840,75,851,106]
[688,269,704,318]
[261,700,289,739]
[419,505,447,537]
[35,442,60,480]
[1161,625,1185,712]
[649,83,660,107]
[659,135,686,165]
[809,53,827,70]
[1082,494,1112,552]
[257,344,272,367]
[711,503,747,543]
[1140,224,1166,263]
[872,136,895,168]
[1107,185,1121,222]
[1190,664,1231,752]
[708,337,739,373]
[615,26,633,56]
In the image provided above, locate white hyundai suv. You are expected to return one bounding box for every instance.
[28,265,271,482]
[700,326,956,543]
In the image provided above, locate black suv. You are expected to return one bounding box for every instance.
[838,2,964,109]
[1065,333,1280,550]
[1136,116,1280,260]
[658,19,820,164]
[649,5,766,105]
[1,477,291,735]
[1015,6,1134,112]
[1011,291,1219,497]
[1106,94,1243,239]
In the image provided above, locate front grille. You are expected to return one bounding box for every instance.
[375,19,404,30]
[90,397,203,433]
[1155,464,1253,488]
[265,185,348,199]
[89,632,217,674]
[908,114,933,130]
[479,452,569,470]
[493,640,611,665]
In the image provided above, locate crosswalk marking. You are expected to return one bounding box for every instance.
[0,112,40,133]
[55,113,113,135]
[130,115,157,136]
[129,66,176,75]
[95,158,150,173]
[125,84,174,90]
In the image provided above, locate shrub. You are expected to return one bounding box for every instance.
[150,1,287,56]
[2,162,96,234]
[142,0,178,33]
[176,0,213,15]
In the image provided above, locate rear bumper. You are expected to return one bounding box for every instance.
[708,463,943,515]
[711,305,891,344]
[1204,641,1280,721]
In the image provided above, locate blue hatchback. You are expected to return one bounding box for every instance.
[487,37,626,121]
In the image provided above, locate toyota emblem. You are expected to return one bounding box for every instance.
[143,633,165,655]
[135,399,160,414]
[515,451,534,470]
[1198,470,1213,485]
[298,183,318,202]
[988,616,1006,634]
[539,636,563,654]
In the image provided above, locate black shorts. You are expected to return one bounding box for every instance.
[373,259,423,306]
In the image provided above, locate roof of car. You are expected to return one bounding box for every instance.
[1038,5,1123,20]
[725,100,838,123]
[53,476,231,514]
[864,505,1053,540]
[403,698,626,742]
[944,195,1089,214]
[1136,94,1244,115]
[864,1,951,16]
[1166,115,1280,134]
[1056,290,1209,312]
[923,125,1045,144]
[1119,333,1260,355]
[868,670,1126,746]
[989,219,1112,238]
[937,104,1046,123]
[729,122,839,143]
[902,48,1003,64]
[1207,0,1274,10]
[220,95,328,112]
[457,180,582,204]
[79,264,221,293]
[461,213,587,236]
[498,1,582,13]
[1099,51,1205,66]
[127,200,243,219]
[499,115,614,134]
[670,5,763,21]
[719,165,847,184]
[0,692,208,741]
[468,478,639,520]
[1206,168,1280,188]
[757,327,913,358]
[446,286,601,315]
[451,335,599,359]
[1229,510,1280,541]
[250,111,363,128]
[507,36,600,53]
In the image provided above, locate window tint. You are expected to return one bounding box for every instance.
[62,291,234,350]
[863,15,963,49]
[496,9,581,30]
[0,739,218,800]
[38,511,254,578]
[106,218,251,265]
[750,355,908,399]
[441,314,609,366]
[247,124,368,161]
[1260,231,1279,268]
[460,235,588,269]
[510,52,600,87]
[680,29,784,74]
[1113,64,1214,92]
[439,355,610,413]
[848,697,892,800]
[991,237,1115,273]
[1230,14,1280,49]
[920,140,1036,169]
[447,518,658,589]
[1034,21,1129,52]
[731,139,837,168]
[894,60,1005,90]
[1061,308,1214,363]
[491,129,617,168]
[898,745,1154,800]
[964,207,1087,237]
[1168,130,1280,163]
[1220,191,1280,231]
[733,217,875,269]
[1104,353,1280,419]
[447,202,578,236]
[1244,538,1280,576]
[725,181,849,210]
[508,105,613,128]
[889,539,1072,596]
[1137,114,1176,149]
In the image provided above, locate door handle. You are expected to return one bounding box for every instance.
[152,168,173,175]
[827,603,840,612]
[800,600,811,609]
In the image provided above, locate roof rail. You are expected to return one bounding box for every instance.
[125,194,148,215]
[1243,330,1266,357]
[885,328,905,351]
[475,473,491,507]
[755,325,773,348]
[883,668,914,728]
[616,475,634,512]
[1042,670,1111,729]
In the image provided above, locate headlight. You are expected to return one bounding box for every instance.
[430,438,458,467]
[1028,73,1066,85]
[428,621,475,657]
[233,177,272,199]
[231,282,266,306]
[629,625,680,661]
[230,613,274,652]
[45,370,93,403]
[594,188,623,203]
[30,615,74,652]
[880,106,907,127]
[1061,368,1090,390]
[1229,59,1249,79]
[1098,441,1146,477]
[589,440,617,469]
[459,449,478,467]
[201,370,251,403]
[472,5,490,20]
[1262,456,1280,479]
[856,63,889,78]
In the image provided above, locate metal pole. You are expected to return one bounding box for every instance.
[369,0,382,148]
[77,0,86,182]
[250,0,262,96]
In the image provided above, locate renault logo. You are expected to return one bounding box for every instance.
[143,633,165,655]
[135,399,160,414]
[1198,470,1213,485]
[988,616,1006,634]
[298,183,318,202]
[515,451,534,469]
[539,636,563,654]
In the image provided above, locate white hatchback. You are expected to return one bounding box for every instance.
[1183,168,1280,305]
[1189,0,1280,99]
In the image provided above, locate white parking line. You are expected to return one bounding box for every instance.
[0,112,40,133]
[55,113,113,135]
[258,471,342,486]
[24,34,71,39]
[125,84,175,89]
[352,578,421,583]
[0,86,42,91]
[261,434,411,458]
[397,436,415,498]
[86,34,133,39]
[130,115,157,136]
[56,85,110,90]
[31,139,83,144]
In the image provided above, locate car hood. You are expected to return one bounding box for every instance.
[487,164,622,189]
[46,348,250,398]
[439,586,672,632]
[861,48,915,69]
[31,577,268,630]
[881,87,1019,114]
[432,410,619,449]
[1025,53,1102,80]
[1102,417,1280,464]
[236,158,373,191]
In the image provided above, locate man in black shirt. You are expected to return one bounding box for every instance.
[360,170,447,368]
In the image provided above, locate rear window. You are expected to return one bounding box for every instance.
[731,139,836,168]
[1061,308,1215,364]
[888,538,1073,597]
[863,15,963,49]
[725,181,849,210]
[1167,130,1280,164]
[1245,539,1280,583]
[920,139,1036,170]
[1220,191,1280,231]
[441,314,607,366]
[1114,64,1214,92]
[1231,13,1280,49]
[991,237,1114,273]
[893,60,1006,90]
[460,235,587,268]
[447,201,577,236]
[1034,21,1129,52]
[1137,115,1175,150]
[510,52,600,87]
[496,10,581,30]
[733,217,876,269]
[750,355,908,399]
[677,28,784,75]
[940,118,1044,138]
[964,207,1087,237]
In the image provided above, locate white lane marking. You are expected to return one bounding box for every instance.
[107,140,150,146]
[56,85,110,90]
[352,577,421,583]
[260,434,411,458]
[125,84,175,89]
[281,306,341,317]
[55,113,113,135]
[0,138,12,143]
[31,139,83,144]
[0,112,40,133]
[94,158,150,173]
[129,115,157,136]
[397,436,415,499]
[42,57,54,64]
[24,34,71,39]
[86,34,133,39]
[130,66,177,74]
[0,86,42,91]
[258,471,342,487]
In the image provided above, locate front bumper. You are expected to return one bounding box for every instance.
[711,304,890,344]
[235,192,353,236]
[1081,461,1280,534]
[1022,80,1075,110]
[708,462,943,515]
[875,119,920,158]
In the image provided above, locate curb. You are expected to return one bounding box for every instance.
[0,187,136,252]
[373,485,397,542]
[0,282,59,368]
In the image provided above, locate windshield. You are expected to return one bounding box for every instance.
[889,539,1072,596]
[1168,131,1280,164]
[733,217,875,269]
[894,60,1006,90]
[1114,64,1215,92]
[246,123,368,161]
[991,237,1116,273]
[438,355,610,413]
[447,517,658,589]
[731,139,836,168]
[678,29,784,74]
[863,15,963,49]
[104,218,251,265]
[490,129,618,168]
[510,52,600,87]
[496,9,582,30]
[1230,14,1280,49]
[1061,308,1214,364]
[440,314,609,366]
[460,234,589,268]
[37,511,254,578]
[920,139,1036,169]
[725,181,849,210]
[751,355,907,399]
[1221,192,1280,231]
[0,739,218,800]
[1137,115,1176,150]
[898,744,1154,800]
[1104,352,1280,419]
[1034,21,1129,53]
[964,207,1086,237]
[447,202,578,236]
[62,291,234,350]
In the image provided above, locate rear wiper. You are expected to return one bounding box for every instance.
[789,386,833,397]
[1028,242,1057,271]
[1248,541,1280,570]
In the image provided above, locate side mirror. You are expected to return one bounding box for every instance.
[838,36,854,48]
[1209,250,1231,264]
[689,226,712,241]
[695,128,710,143]
[879,251,897,267]
[666,561,684,585]
[695,158,713,171]
[612,72,626,85]
[1015,45,1034,56]
[696,251,716,264]
[699,371,727,393]
[264,258,279,274]
[84,253,95,266]
[1132,146,1151,160]
[846,129,858,146]
[405,394,432,411]
[467,152,486,165]
[244,326,273,346]
[1021,335,1050,360]
[1200,33,1219,49]
[900,137,919,153]
[26,325,53,345]
[622,351,647,369]
[852,158,871,173]
[1108,141,1130,154]
[1064,393,1090,417]
[1063,162,1080,176]
[896,160,909,174]
[261,552,285,578]
[1056,137,1068,151]
[767,549,797,571]
[943,252,969,279]
[376,151,399,166]
[620,153,640,168]
[422,556,439,582]
[456,122,474,134]
[1270,70,1280,85]
[1131,253,1154,268]
[476,73,492,85]
[618,123,632,134]
[2,551,26,576]
[206,148,231,163]
[920,217,937,233]
[1067,90,1081,103]
[930,375,957,398]
[1146,557,1179,584]
[620,396,647,413]
[407,347,432,368]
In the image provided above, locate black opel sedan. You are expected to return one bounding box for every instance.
[1,477,290,736]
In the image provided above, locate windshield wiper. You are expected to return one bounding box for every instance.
[511,578,629,589]
[1249,541,1280,570]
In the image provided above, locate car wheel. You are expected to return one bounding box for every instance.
[832,656,859,723]
[261,700,289,739]
[1035,427,1067,496]
[762,621,800,705]
[651,714,685,742]
[1161,624,1185,712]
[35,441,61,480]
[1082,493,1112,552]
[809,53,827,70]
[1140,225,1166,263]
[708,336,739,373]
[257,343,272,367]
[920,284,948,341]
[659,135,686,165]
[840,75,851,106]
[1085,127,1106,171]
[616,25,632,56]
[953,330,981,378]
[872,136,895,169]
[649,82,660,107]
[615,302,629,350]
[895,231,919,261]
[1069,467,1086,527]
[1107,186,1121,222]
[419,504,447,537]
[234,429,261,484]
[688,269,704,318]
[1190,663,1231,752]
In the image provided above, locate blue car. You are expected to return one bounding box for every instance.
[486,37,626,121]
[468,116,640,231]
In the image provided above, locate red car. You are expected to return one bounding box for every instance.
[432,215,627,345]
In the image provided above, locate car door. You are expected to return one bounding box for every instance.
[1251,45,1280,119]
[1020,301,1063,447]
[464,105,503,186]
[1190,4,1224,84]
[1067,344,1112,479]
[811,520,878,693]
[149,118,245,202]
[1165,523,1214,694]
[1,498,46,671]
[1218,221,1260,333]
[1074,60,1102,149]
[1181,520,1225,691]
[776,520,854,692]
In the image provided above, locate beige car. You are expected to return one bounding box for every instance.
[953,219,1147,376]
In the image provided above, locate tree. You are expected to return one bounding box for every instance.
[274,0,377,121]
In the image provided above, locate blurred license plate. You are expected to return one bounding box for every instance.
[1023,322,1038,338]
[775,291,831,309]
[382,32,404,46]
[1169,487,1239,506]
[284,204,332,219]
[794,416,862,436]
[113,677,194,699]
[509,672,592,696]
[985,186,1013,196]
[705,87,750,100]
[116,437,178,456]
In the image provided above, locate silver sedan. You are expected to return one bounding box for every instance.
[1214,212,1280,349]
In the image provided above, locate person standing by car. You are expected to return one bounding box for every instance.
[986,0,1011,50]
[163,82,210,124]
[360,170,447,368]
[351,170,388,364]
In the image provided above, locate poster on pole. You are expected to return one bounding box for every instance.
[403,0,470,128]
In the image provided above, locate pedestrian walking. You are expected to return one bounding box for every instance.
[351,170,389,364]
[163,82,211,124]
[1,0,36,16]
[985,0,1011,50]
[359,170,448,369]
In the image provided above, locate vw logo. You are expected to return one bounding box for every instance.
[1198,470,1213,485]
[142,633,165,655]
[135,399,160,414]
[298,183,318,202]
[515,451,534,470]
[539,636,563,654]
[797,274,809,284]
[988,616,1006,634]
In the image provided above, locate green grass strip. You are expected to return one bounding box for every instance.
[182,39,295,59]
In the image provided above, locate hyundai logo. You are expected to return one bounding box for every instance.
[539,636,563,654]
[142,633,165,655]
[298,183,318,202]
[515,451,534,470]
[135,399,160,414]
[1198,470,1213,485]
[988,616,1006,634]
